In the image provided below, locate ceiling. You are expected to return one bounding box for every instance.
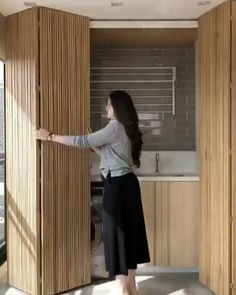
[0,0,227,19]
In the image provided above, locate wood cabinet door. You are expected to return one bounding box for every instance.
[169,182,199,267]
[155,181,199,267]
[198,1,231,294]
[139,181,156,265]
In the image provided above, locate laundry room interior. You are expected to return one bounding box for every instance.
[90,26,199,279]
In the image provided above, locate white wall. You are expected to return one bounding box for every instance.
[135,151,198,175]
[90,150,199,178]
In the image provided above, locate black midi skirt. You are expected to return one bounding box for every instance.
[102,172,150,276]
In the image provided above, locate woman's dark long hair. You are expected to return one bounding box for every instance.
[109,90,143,168]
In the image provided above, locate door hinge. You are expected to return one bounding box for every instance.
[230,282,233,289]
[230,216,234,222]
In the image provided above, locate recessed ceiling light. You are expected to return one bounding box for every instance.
[197,1,211,6]
[111,2,124,7]
[24,2,38,7]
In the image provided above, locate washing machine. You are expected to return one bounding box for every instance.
[91,182,109,279]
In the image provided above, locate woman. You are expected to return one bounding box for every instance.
[35,90,150,295]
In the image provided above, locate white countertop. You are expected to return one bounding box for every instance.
[91,174,199,182]
[137,175,199,182]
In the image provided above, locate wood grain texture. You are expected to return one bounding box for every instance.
[198,2,231,294]
[169,182,199,267]
[139,181,156,265]
[6,7,90,295]
[154,181,199,267]
[5,8,40,295]
[231,1,236,294]
[39,8,90,294]
[155,181,170,266]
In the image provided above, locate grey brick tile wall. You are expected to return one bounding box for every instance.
[91,46,196,151]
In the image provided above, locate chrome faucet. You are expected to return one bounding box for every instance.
[155,153,160,173]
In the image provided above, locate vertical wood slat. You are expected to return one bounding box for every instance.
[217,4,231,294]
[232,1,236,293]
[39,8,90,294]
[198,10,207,287]
[160,181,170,266]
[155,181,162,265]
[155,181,170,266]
[5,8,40,295]
[198,2,231,295]
[139,181,156,266]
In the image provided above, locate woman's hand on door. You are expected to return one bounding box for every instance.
[34,128,52,141]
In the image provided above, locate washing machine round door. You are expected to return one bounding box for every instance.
[91,206,103,254]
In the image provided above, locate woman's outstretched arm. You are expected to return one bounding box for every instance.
[34,120,118,149]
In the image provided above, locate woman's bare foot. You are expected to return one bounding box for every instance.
[114,275,130,295]
[127,269,140,295]
[127,283,140,295]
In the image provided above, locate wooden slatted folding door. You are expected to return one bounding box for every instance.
[232,1,236,294]
[6,9,40,295]
[198,1,234,294]
[6,7,90,295]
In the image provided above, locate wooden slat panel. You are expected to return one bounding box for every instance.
[155,181,170,266]
[199,7,215,287]
[39,8,90,294]
[216,4,231,293]
[5,8,40,295]
[198,2,231,294]
[232,1,236,293]
[139,181,155,265]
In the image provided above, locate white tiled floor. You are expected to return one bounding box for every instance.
[0,273,216,295]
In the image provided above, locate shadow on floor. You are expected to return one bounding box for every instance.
[136,273,216,295]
